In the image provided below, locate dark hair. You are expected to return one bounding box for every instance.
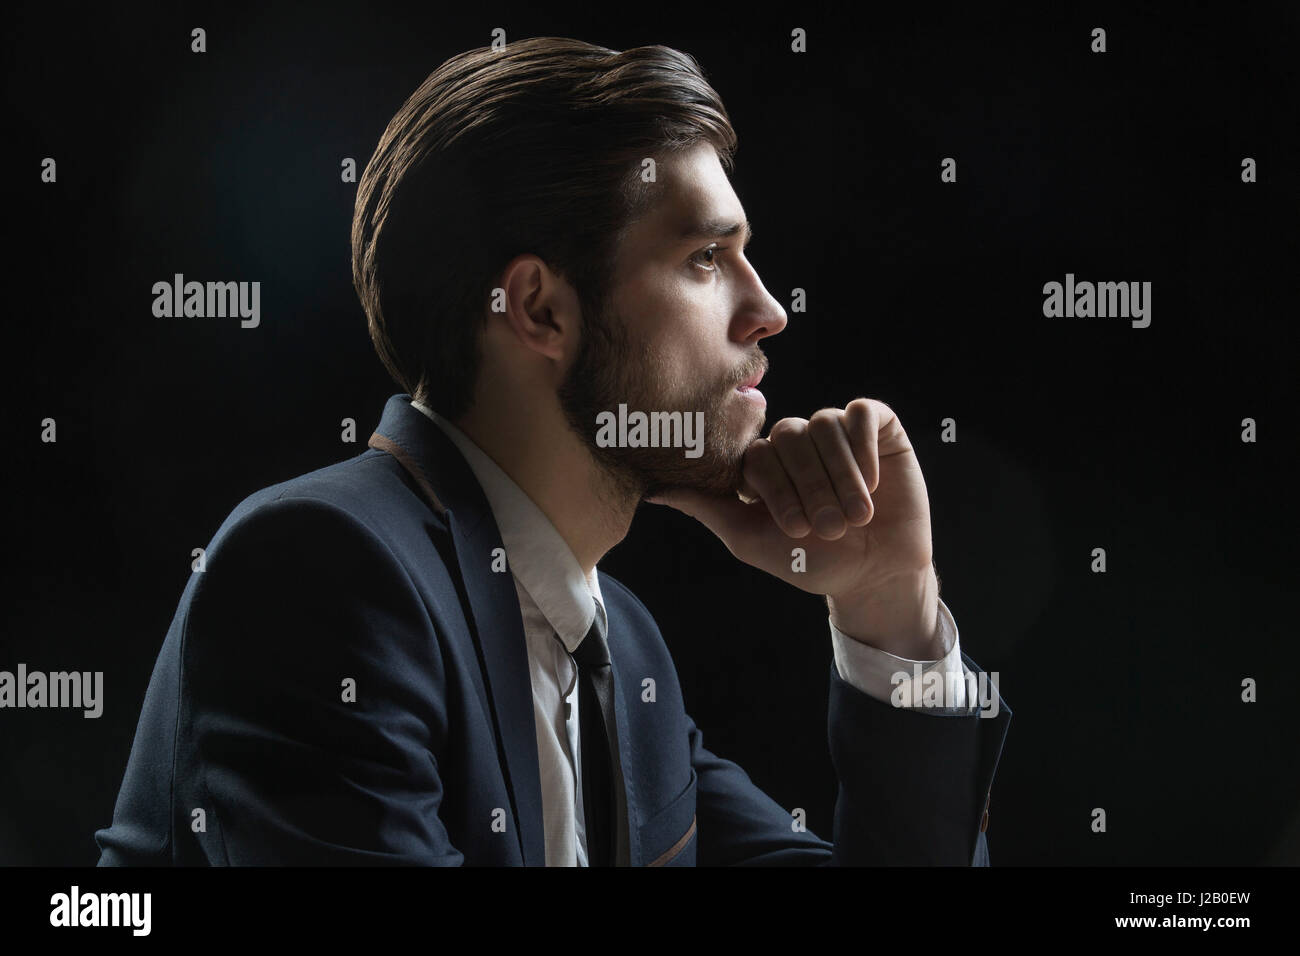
[351,37,738,420]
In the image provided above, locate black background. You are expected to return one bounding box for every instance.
[3,0,1297,867]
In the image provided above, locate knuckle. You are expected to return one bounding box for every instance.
[808,410,842,436]
[768,417,807,442]
[845,400,873,430]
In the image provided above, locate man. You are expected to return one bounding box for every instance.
[95,37,1010,866]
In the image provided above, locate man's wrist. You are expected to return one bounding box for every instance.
[827,566,944,659]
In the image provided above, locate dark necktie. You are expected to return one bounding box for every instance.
[569,617,625,866]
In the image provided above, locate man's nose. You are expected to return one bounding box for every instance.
[732,282,788,343]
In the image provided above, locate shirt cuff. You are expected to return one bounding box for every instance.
[829,597,973,714]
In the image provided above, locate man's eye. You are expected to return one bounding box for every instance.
[690,246,723,271]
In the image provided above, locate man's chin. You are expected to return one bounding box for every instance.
[670,408,764,497]
[601,392,764,501]
[640,450,749,500]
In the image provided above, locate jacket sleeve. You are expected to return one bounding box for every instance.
[177,495,462,865]
[690,653,1011,865]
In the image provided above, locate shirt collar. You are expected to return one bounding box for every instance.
[410,399,605,652]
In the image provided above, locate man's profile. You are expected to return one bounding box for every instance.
[94,36,1011,866]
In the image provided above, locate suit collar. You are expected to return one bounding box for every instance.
[368,394,638,865]
[368,394,488,527]
[409,400,608,655]
[368,393,547,865]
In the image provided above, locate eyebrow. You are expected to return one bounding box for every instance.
[676,216,754,246]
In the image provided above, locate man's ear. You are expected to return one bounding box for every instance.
[495,253,581,363]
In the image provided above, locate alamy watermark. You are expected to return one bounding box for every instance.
[0,664,102,718]
[50,886,150,936]
[152,273,260,328]
[595,404,705,458]
[890,663,1001,717]
[1042,273,1151,328]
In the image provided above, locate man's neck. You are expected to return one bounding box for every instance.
[452,403,638,576]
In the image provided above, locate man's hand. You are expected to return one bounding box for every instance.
[648,398,946,658]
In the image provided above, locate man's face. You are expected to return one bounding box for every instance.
[557,142,788,499]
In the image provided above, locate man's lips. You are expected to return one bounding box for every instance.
[734,366,766,407]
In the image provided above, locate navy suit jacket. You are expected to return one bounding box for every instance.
[94,394,1011,866]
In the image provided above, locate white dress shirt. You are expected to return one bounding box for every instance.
[411,399,972,866]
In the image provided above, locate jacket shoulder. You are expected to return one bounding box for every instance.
[207,449,442,552]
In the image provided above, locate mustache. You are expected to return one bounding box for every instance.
[729,350,769,389]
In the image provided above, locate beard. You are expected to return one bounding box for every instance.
[556,294,768,503]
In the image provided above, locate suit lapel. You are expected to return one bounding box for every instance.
[368,394,546,867]
[604,615,641,866]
